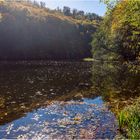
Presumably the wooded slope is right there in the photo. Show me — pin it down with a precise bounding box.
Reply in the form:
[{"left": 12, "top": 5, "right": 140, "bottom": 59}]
[{"left": 0, "top": 1, "right": 100, "bottom": 60}]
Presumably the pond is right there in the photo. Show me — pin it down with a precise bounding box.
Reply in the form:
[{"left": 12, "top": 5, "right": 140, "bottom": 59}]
[{"left": 0, "top": 61, "right": 139, "bottom": 139}]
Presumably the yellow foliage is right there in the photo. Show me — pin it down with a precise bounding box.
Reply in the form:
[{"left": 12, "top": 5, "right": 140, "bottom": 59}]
[{"left": 111, "top": 0, "right": 128, "bottom": 34}]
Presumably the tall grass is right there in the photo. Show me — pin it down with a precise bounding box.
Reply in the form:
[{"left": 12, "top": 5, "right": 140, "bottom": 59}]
[{"left": 118, "top": 99, "right": 140, "bottom": 139}]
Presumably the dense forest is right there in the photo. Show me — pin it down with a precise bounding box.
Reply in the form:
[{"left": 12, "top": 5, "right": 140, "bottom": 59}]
[
  {"left": 0, "top": 0, "right": 101, "bottom": 60},
  {"left": 92, "top": 0, "right": 140, "bottom": 62},
  {"left": 92, "top": 0, "right": 140, "bottom": 138}
]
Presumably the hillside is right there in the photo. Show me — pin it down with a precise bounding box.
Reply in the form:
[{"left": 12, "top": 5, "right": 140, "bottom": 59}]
[{"left": 0, "top": 1, "right": 101, "bottom": 60}]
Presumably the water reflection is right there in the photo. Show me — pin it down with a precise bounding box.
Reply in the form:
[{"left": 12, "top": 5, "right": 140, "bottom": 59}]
[
  {"left": 0, "top": 97, "right": 117, "bottom": 139},
  {"left": 0, "top": 61, "right": 118, "bottom": 139},
  {"left": 0, "top": 61, "right": 93, "bottom": 125},
  {"left": 92, "top": 62, "right": 140, "bottom": 113}
]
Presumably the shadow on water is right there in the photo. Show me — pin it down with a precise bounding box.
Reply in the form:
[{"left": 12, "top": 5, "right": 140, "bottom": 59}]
[
  {"left": 1, "top": 61, "right": 138, "bottom": 138},
  {"left": 91, "top": 61, "right": 140, "bottom": 113},
  {"left": 0, "top": 61, "right": 94, "bottom": 124}
]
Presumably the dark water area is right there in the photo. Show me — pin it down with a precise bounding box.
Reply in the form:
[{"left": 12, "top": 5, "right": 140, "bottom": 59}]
[{"left": 0, "top": 61, "right": 139, "bottom": 139}]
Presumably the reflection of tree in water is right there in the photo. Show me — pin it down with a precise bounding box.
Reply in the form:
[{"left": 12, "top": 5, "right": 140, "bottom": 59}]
[
  {"left": 91, "top": 62, "right": 140, "bottom": 112},
  {"left": 0, "top": 61, "right": 95, "bottom": 125},
  {"left": 1, "top": 61, "right": 139, "bottom": 127}
]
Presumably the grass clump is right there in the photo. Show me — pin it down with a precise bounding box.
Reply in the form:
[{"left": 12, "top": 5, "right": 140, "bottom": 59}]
[{"left": 118, "top": 98, "right": 140, "bottom": 139}]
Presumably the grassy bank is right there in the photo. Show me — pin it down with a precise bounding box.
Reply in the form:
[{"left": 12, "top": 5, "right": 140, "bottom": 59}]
[{"left": 118, "top": 97, "right": 140, "bottom": 139}]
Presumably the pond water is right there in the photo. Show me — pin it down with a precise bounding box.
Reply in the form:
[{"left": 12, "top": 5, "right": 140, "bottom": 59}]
[{"left": 1, "top": 61, "right": 139, "bottom": 139}]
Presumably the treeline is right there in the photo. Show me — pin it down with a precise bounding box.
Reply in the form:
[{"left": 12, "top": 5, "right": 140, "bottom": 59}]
[
  {"left": 5, "top": 0, "right": 102, "bottom": 22},
  {"left": 92, "top": 0, "right": 140, "bottom": 62},
  {"left": 11, "top": 0, "right": 102, "bottom": 21},
  {"left": 56, "top": 6, "right": 102, "bottom": 22},
  {"left": 0, "top": 1, "right": 100, "bottom": 60}
]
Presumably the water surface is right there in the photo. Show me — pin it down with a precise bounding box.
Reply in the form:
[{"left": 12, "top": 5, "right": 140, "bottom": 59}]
[{"left": 0, "top": 61, "right": 123, "bottom": 139}]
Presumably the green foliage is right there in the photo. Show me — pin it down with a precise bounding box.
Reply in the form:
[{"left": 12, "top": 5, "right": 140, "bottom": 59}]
[
  {"left": 118, "top": 111, "right": 126, "bottom": 130},
  {"left": 118, "top": 99, "right": 140, "bottom": 139},
  {"left": 92, "top": 0, "right": 140, "bottom": 62},
  {"left": 100, "top": 0, "right": 119, "bottom": 10}
]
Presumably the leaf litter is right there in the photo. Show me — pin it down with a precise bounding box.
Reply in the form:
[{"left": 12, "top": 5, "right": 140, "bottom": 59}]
[{"left": 0, "top": 97, "right": 118, "bottom": 139}]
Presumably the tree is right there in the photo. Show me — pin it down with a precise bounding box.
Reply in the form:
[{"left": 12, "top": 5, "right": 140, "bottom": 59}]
[
  {"left": 63, "top": 6, "right": 71, "bottom": 16},
  {"left": 92, "top": 0, "right": 140, "bottom": 62},
  {"left": 72, "top": 9, "right": 77, "bottom": 18},
  {"left": 56, "top": 7, "right": 62, "bottom": 13},
  {"left": 33, "top": 0, "right": 40, "bottom": 7},
  {"left": 40, "top": 1, "right": 46, "bottom": 8}
]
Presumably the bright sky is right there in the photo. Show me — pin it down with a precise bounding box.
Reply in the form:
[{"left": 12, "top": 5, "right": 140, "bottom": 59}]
[{"left": 36, "top": 0, "right": 107, "bottom": 16}]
